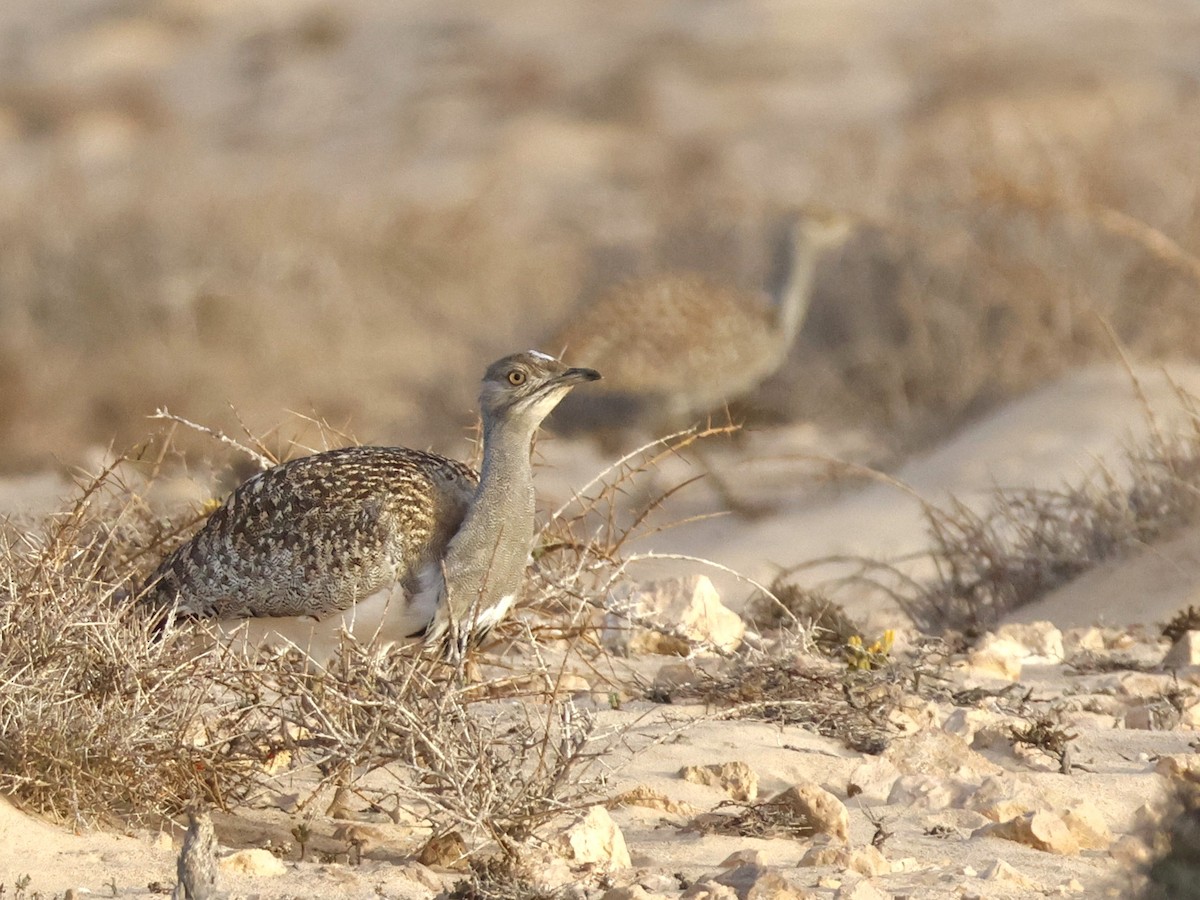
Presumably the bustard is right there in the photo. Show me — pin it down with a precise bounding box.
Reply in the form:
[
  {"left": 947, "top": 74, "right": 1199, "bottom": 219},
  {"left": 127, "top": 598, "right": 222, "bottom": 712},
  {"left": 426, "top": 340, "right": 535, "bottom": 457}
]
[
  {"left": 141, "top": 351, "right": 600, "bottom": 661},
  {"left": 548, "top": 209, "right": 854, "bottom": 437}
]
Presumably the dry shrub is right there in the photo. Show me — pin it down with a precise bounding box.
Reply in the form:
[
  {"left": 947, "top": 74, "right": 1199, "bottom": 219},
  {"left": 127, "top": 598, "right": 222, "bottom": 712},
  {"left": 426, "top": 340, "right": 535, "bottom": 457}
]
[
  {"left": 515, "top": 425, "right": 744, "bottom": 649},
  {"left": 745, "top": 576, "right": 860, "bottom": 654},
  {"left": 248, "top": 641, "right": 604, "bottom": 853},
  {"left": 669, "top": 653, "right": 912, "bottom": 755},
  {"left": 905, "top": 381, "right": 1200, "bottom": 633},
  {"left": 1162, "top": 606, "right": 1200, "bottom": 645},
  {"left": 0, "top": 464, "right": 258, "bottom": 826},
  {"left": 0, "top": 443, "right": 617, "bottom": 841},
  {"left": 690, "top": 797, "right": 819, "bottom": 840}
]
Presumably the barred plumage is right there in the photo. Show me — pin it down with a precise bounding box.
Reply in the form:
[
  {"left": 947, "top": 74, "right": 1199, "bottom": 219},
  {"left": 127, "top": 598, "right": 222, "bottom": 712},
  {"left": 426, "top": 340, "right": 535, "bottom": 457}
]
[
  {"left": 145, "top": 446, "right": 476, "bottom": 622},
  {"left": 173, "top": 809, "right": 217, "bottom": 900},
  {"left": 549, "top": 210, "right": 854, "bottom": 434},
  {"left": 141, "top": 351, "right": 599, "bottom": 660}
]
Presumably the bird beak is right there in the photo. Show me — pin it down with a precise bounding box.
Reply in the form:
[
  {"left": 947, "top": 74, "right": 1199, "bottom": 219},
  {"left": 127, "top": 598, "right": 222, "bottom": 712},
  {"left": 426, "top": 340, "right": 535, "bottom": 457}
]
[{"left": 557, "top": 366, "right": 601, "bottom": 385}]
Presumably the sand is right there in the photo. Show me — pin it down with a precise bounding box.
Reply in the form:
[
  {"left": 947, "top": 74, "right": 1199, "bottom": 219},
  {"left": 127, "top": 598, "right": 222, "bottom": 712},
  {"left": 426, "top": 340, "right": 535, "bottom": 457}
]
[{"left": 2, "top": 361, "right": 1197, "bottom": 898}]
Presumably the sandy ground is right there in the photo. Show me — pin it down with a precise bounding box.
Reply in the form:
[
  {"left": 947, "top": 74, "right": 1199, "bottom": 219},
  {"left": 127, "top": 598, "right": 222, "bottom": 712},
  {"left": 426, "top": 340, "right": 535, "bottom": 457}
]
[{"left": 3, "top": 361, "right": 1199, "bottom": 898}]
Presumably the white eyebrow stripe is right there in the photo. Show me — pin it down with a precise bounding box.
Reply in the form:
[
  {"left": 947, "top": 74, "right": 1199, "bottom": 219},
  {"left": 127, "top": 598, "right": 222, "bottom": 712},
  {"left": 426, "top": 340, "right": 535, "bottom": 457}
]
[{"left": 527, "top": 350, "right": 557, "bottom": 362}]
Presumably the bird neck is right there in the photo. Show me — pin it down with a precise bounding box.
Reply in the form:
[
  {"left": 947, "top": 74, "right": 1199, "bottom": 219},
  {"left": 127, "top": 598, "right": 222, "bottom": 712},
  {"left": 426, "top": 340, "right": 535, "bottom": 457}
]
[
  {"left": 475, "top": 419, "right": 536, "bottom": 522},
  {"left": 771, "top": 230, "right": 824, "bottom": 347},
  {"left": 441, "top": 416, "right": 536, "bottom": 603}
]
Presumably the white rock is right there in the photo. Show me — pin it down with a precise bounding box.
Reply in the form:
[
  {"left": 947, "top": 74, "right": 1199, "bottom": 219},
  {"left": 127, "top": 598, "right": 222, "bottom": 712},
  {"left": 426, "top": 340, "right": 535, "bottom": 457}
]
[
  {"left": 963, "top": 774, "right": 1039, "bottom": 823},
  {"left": 966, "top": 637, "right": 1024, "bottom": 681},
  {"left": 557, "top": 806, "right": 631, "bottom": 869},
  {"left": 1163, "top": 630, "right": 1200, "bottom": 668},
  {"left": 681, "top": 885, "right": 740, "bottom": 900},
  {"left": 846, "top": 758, "right": 900, "bottom": 804},
  {"left": 680, "top": 761, "right": 759, "bottom": 802},
  {"left": 769, "top": 782, "right": 850, "bottom": 842},
  {"left": 980, "top": 859, "right": 1039, "bottom": 889},
  {"left": 884, "top": 729, "right": 1000, "bottom": 779},
  {"left": 886, "top": 774, "right": 976, "bottom": 811},
  {"left": 834, "top": 876, "right": 889, "bottom": 899},
  {"left": 604, "top": 575, "right": 745, "bottom": 655},
  {"left": 974, "top": 810, "right": 1080, "bottom": 855},
  {"left": 799, "top": 845, "right": 888, "bottom": 877},
  {"left": 1063, "top": 626, "right": 1107, "bottom": 654},
  {"left": 711, "top": 864, "right": 810, "bottom": 899},
  {"left": 942, "top": 707, "right": 1002, "bottom": 745},
  {"left": 219, "top": 848, "right": 286, "bottom": 877},
  {"left": 995, "top": 621, "right": 1065, "bottom": 663},
  {"left": 1061, "top": 801, "right": 1112, "bottom": 850}
]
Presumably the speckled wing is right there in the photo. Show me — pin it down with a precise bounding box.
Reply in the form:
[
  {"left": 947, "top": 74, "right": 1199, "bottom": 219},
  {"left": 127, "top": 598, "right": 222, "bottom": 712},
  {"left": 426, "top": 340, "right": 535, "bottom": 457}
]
[{"left": 142, "top": 446, "right": 478, "bottom": 622}]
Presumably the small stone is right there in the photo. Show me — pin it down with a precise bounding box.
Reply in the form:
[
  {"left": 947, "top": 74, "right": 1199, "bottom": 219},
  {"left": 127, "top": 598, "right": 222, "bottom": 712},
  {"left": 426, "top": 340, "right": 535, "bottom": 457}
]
[
  {"left": 994, "top": 621, "right": 1065, "bottom": 663},
  {"left": 603, "top": 575, "right": 745, "bottom": 655},
  {"left": 711, "top": 865, "right": 811, "bottom": 900},
  {"left": 332, "top": 822, "right": 389, "bottom": 855},
  {"left": 606, "top": 784, "right": 696, "bottom": 817},
  {"left": 846, "top": 758, "right": 900, "bottom": 804},
  {"left": 963, "top": 774, "right": 1037, "bottom": 823},
  {"left": 980, "top": 859, "right": 1039, "bottom": 888},
  {"left": 768, "top": 782, "right": 850, "bottom": 842},
  {"left": 1062, "top": 877, "right": 1086, "bottom": 893},
  {"left": 219, "top": 848, "right": 286, "bottom": 877},
  {"left": 719, "top": 849, "right": 767, "bottom": 868},
  {"left": 680, "top": 762, "right": 759, "bottom": 802},
  {"left": 1061, "top": 802, "right": 1112, "bottom": 849},
  {"left": 967, "top": 638, "right": 1024, "bottom": 681},
  {"left": 1163, "top": 630, "right": 1200, "bottom": 668},
  {"left": 556, "top": 805, "right": 631, "bottom": 869},
  {"left": 1156, "top": 754, "right": 1200, "bottom": 779},
  {"left": 890, "top": 857, "right": 920, "bottom": 873},
  {"left": 974, "top": 811, "right": 1079, "bottom": 855},
  {"left": 886, "top": 774, "right": 976, "bottom": 810},
  {"left": 834, "top": 877, "right": 889, "bottom": 900},
  {"left": 602, "top": 887, "right": 658, "bottom": 900},
  {"left": 681, "top": 884, "right": 739, "bottom": 900},
  {"left": 391, "top": 861, "right": 444, "bottom": 891},
  {"left": 799, "top": 845, "right": 888, "bottom": 877},
  {"left": 884, "top": 730, "right": 1000, "bottom": 779},
  {"left": 418, "top": 832, "right": 468, "bottom": 869}
]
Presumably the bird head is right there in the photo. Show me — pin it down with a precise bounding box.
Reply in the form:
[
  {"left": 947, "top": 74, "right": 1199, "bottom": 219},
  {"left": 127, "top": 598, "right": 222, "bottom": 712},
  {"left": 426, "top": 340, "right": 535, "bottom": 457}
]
[{"left": 479, "top": 350, "right": 601, "bottom": 430}]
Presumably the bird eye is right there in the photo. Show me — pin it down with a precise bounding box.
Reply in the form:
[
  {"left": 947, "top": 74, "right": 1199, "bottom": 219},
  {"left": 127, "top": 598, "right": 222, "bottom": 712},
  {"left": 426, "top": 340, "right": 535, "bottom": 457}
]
[{"left": 507, "top": 369, "right": 526, "bottom": 386}]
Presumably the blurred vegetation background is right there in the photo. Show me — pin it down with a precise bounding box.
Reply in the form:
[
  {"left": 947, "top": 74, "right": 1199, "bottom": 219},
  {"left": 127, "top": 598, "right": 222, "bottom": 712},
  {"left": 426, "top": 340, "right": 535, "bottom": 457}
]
[{"left": 1, "top": 0, "right": 1198, "bottom": 473}]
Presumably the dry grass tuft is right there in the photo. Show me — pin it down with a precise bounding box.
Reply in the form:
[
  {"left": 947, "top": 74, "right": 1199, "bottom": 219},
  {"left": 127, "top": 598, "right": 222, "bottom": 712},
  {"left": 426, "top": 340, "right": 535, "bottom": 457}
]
[
  {"left": 0, "top": 437, "right": 617, "bottom": 842},
  {"left": 690, "top": 797, "right": 820, "bottom": 840},
  {"left": 669, "top": 652, "right": 917, "bottom": 755},
  {"left": 745, "top": 576, "right": 860, "bottom": 655},
  {"left": 0, "top": 462, "right": 259, "bottom": 826},
  {"left": 1162, "top": 605, "right": 1200, "bottom": 645},
  {"left": 249, "top": 642, "right": 604, "bottom": 853},
  {"left": 904, "top": 382, "right": 1200, "bottom": 633}
]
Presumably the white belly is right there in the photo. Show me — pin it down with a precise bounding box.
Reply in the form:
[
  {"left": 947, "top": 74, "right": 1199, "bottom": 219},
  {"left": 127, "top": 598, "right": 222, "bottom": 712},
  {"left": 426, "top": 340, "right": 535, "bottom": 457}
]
[{"left": 211, "top": 566, "right": 443, "bottom": 663}]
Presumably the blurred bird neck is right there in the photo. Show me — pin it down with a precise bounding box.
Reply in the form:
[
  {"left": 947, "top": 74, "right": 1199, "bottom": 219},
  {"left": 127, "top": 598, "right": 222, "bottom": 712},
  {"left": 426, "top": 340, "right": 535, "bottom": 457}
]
[{"left": 773, "top": 233, "right": 824, "bottom": 348}]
